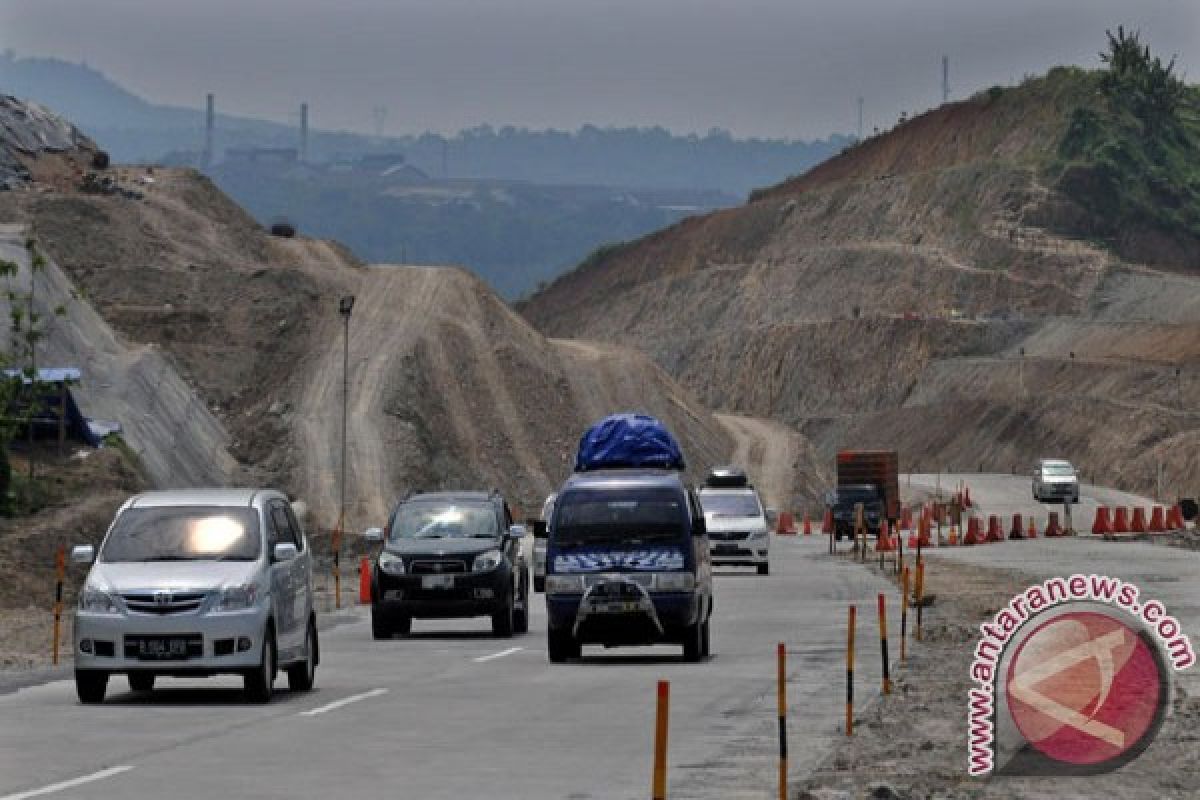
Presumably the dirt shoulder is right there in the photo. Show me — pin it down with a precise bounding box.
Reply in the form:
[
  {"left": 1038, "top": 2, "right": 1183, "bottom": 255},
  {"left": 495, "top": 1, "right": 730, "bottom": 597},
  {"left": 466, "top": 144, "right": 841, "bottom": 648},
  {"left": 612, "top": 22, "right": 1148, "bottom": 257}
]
[{"left": 799, "top": 556, "right": 1200, "bottom": 799}]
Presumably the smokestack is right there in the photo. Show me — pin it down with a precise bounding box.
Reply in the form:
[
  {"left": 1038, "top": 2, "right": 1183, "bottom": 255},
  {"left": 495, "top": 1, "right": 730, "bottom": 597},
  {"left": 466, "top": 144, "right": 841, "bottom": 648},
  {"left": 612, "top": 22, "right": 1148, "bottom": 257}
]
[
  {"left": 299, "top": 102, "right": 309, "bottom": 163},
  {"left": 204, "top": 93, "right": 215, "bottom": 167}
]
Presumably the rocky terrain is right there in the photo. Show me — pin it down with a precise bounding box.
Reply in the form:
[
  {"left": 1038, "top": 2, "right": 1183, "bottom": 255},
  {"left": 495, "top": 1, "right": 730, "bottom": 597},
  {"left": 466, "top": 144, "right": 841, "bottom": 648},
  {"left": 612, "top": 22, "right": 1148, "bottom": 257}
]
[{"left": 523, "top": 66, "right": 1200, "bottom": 502}]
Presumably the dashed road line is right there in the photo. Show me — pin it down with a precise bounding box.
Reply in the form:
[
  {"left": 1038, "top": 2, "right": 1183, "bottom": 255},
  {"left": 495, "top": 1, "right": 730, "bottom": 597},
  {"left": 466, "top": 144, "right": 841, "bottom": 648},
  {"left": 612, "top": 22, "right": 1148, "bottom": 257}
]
[
  {"left": 299, "top": 688, "right": 388, "bottom": 717},
  {"left": 0, "top": 766, "right": 134, "bottom": 800},
  {"left": 474, "top": 647, "right": 523, "bottom": 663}
]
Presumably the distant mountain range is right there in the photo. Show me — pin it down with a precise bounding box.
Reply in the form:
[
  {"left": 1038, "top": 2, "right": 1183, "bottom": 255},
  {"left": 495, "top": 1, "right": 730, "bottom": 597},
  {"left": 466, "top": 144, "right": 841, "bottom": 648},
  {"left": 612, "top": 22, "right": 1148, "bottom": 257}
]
[{"left": 0, "top": 52, "right": 850, "bottom": 195}]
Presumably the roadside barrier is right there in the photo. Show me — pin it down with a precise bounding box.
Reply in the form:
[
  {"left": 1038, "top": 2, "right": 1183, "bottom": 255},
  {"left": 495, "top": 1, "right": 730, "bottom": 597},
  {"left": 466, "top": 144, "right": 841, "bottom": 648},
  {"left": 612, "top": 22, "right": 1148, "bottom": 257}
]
[
  {"left": 776, "top": 643, "right": 788, "bottom": 800},
  {"left": 1092, "top": 506, "right": 1113, "bottom": 535},
  {"left": 900, "top": 566, "right": 910, "bottom": 663},
  {"left": 846, "top": 605, "right": 856, "bottom": 736},
  {"left": 1044, "top": 512, "right": 1063, "bottom": 537},
  {"left": 1113, "top": 507, "right": 1131, "bottom": 534},
  {"left": 51, "top": 545, "right": 65, "bottom": 666},
  {"left": 652, "top": 680, "right": 670, "bottom": 800},
  {"left": 1149, "top": 506, "right": 1166, "bottom": 533},
  {"left": 1130, "top": 507, "right": 1148, "bottom": 534},
  {"left": 802, "top": 512, "right": 813, "bottom": 536},
  {"left": 1008, "top": 513, "right": 1024, "bottom": 540},
  {"left": 877, "top": 594, "right": 891, "bottom": 695},
  {"left": 776, "top": 511, "right": 797, "bottom": 536},
  {"left": 358, "top": 557, "right": 371, "bottom": 604},
  {"left": 985, "top": 515, "right": 1003, "bottom": 543}
]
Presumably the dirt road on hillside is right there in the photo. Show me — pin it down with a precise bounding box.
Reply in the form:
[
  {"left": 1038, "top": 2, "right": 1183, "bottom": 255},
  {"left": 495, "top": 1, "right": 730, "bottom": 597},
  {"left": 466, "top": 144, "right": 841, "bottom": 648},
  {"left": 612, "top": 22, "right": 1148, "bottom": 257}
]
[{"left": 715, "top": 412, "right": 824, "bottom": 510}]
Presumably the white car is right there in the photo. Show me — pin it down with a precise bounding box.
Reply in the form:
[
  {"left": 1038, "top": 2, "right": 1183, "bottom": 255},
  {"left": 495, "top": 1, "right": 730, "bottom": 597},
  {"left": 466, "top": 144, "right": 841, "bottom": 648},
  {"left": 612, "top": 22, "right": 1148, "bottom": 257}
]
[
  {"left": 1032, "top": 459, "right": 1080, "bottom": 504},
  {"left": 698, "top": 470, "right": 771, "bottom": 575},
  {"left": 72, "top": 489, "right": 318, "bottom": 704}
]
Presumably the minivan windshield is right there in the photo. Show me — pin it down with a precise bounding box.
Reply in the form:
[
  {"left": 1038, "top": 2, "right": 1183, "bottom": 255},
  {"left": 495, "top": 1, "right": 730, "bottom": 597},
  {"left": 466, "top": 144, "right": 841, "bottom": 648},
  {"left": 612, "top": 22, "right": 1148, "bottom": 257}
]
[
  {"left": 390, "top": 502, "right": 499, "bottom": 540},
  {"left": 699, "top": 491, "right": 761, "bottom": 518},
  {"left": 834, "top": 486, "right": 882, "bottom": 504},
  {"left": 101, "top": 506, "right": 261, "bottom": 562},
  {"left": 1042, "top": 465, "right": 1075, "bottom": 477},
  {"left": 553, "top": 487, "right": 686, "bottom": 547}
]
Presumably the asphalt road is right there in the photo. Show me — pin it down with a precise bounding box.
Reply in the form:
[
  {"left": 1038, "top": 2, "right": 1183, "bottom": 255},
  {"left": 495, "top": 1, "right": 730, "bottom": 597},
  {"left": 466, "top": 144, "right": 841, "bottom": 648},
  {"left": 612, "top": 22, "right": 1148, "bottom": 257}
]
[{"left": 0, "top": 537, "right": 895, "bottom": 800}]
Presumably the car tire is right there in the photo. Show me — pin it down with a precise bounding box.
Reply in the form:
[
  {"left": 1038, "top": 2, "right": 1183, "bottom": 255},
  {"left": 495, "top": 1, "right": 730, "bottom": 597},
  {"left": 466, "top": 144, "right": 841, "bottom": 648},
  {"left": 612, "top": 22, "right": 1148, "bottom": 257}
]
[
  {"left": 548, "top": 629, "right": 579, "bottom": 663},
  {"left": 287, "top": 620, "right": 317, "bottom": 692},
  {"left": 757, "top": 563, "right": 769, "bottom": 576},
  {"left": 75, "top": 670, "right": 107, "bottom": 704},
  {"left": 682, "top": 618, "right": 705, "bottom": 663},
  {"left": 244, "top": 626, "right": 276, "bottom": 704},
  {"left": 534, "top": 576, "right": 545, "bottom": 594},
  {"left": 371, "top": 606, "right": 392, "bottom": 640},
  {"left": 492, "top": 592, "right": 515, "bottom": 638},
  {"left": 128, "top": 672, "right": 155, "bottom": 692}
]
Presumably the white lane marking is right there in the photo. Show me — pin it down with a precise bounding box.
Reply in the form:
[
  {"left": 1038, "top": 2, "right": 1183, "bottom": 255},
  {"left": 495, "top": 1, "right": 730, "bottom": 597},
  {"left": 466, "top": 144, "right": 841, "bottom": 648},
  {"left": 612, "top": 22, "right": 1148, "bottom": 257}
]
[
  {"left": 299, "top": 688, "right": 388, "bottom": 717},
  {"left": 474, "top": 647, "right": 523, "bottom": 663},
  {"left": 1, "top": 766, "right": 134, "bottom": 800}
]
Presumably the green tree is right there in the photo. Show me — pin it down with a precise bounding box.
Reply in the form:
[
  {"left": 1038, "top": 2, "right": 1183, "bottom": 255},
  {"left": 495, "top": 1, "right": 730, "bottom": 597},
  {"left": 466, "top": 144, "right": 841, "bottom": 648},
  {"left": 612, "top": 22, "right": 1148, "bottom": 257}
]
[{"left": 1099, "top": 26, "right": 1186, "bottom": 120}]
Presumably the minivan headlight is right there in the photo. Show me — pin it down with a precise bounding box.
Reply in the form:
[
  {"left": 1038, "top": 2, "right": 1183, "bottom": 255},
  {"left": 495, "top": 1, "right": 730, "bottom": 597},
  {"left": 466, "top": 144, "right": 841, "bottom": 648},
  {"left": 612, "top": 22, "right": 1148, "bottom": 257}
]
[
  {"left": 473, "top": 549, "right": 504, "bottom": 572},
  {"left": 545, "top": 574, "right": 585, "bottom": 594},
  {"left": 652, "top": 572, "right": 695, "bottom": 592},
  {"left": 219, "top": 583, "right": 259, "bottom": 611},
  {"left": 79, "top": 588, "right": 119, "bottom": 614},
  {"left": 378, "top": 551, "right": 406, "bottom": 576}
]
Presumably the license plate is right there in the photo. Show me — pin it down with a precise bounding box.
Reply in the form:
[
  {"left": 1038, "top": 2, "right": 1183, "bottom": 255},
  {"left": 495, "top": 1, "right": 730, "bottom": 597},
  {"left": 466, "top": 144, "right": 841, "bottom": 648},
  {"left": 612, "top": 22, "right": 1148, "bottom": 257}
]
[
  {"left": 421, "top": 575, "right": 455, "bottom": 590},
  {"left": 137, "top": 637, "right": 189, "bottom": 660},
  {"left": 600, "top": 602, "right": 639, "bottom": 613},
  {"left": 714, "top": 544, "right": 739, "bottom": 554}
]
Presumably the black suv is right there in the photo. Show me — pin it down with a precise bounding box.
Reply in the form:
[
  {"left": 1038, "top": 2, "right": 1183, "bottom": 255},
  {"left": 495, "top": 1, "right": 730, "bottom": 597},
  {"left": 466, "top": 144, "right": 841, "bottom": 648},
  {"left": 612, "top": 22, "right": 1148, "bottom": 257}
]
[{"left": 366, "top": 491, "right": 530, "bottom": 638}]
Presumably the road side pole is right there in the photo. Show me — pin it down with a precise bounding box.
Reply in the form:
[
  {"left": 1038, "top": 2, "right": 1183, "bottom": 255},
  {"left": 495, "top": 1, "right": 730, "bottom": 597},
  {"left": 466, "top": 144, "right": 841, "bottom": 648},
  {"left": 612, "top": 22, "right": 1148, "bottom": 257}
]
[
  {"left": 878, "top": 593, "right": 891, "bottom": 695},
  {"left": 846, "top": 605, "right": 856, "bottom": 736},
  {"left": 900, "top": 565, "right": 910, "bottom": 664},
  {"left": 652, "top": 680, "right": 670, "bottom": 800},
  {"left": 51, "top": 545, "right": 65, "bottom": 665},
  {"left": 915, "top": 560, "right": 926, "bottom": 642},
  {"left": 777, "top": 643, "right": 788, "bottom": 800}
]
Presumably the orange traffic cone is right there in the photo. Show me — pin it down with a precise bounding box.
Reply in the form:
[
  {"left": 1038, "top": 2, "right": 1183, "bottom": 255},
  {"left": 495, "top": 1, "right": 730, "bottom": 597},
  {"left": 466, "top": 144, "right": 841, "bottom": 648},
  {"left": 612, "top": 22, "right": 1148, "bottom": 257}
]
[
  {"left": 876, "top": 520, "right": 893, "bottom": 552},
  {"left": 822, "top": 508, "right": 834, "bottom": 535},
  {"left": 1112, "top": 507, "right": 1131, "bottom": 534},
  {"left": 802, "top": 512, "right": 813, "bottom": 536},
  {"left": 359, "top": 557, "right": 371, "bottom": 604},
  {"left": 1092, "top": 506, "right": 1112, "bottom": 535},
  {"left": 948, "top": 525, "right": 959, "bottom": 546},
  {"left": 1149, "top": 507, "right": 1166, "bottom": 533},
  {"left": 985, "top": 515, "right": 1003, "bottom": 543},
  {"left": 1009, "top": 513, "right": 1025, "bottom": 540},
  {"left": 1026, "top": 517, "right": 1037, "bottom": 539},
  {"left": 1044, "top": 512, "right": 1063, "bottom": 537},
  {"left": 1130, "top": 507, "right": 1148, "bottom": 534},
  {"left": 776, "top": 511, "right": 797, "bottom": 535},
  {"left": 963, "top": 517, "right": 981, "bottom": 545}
]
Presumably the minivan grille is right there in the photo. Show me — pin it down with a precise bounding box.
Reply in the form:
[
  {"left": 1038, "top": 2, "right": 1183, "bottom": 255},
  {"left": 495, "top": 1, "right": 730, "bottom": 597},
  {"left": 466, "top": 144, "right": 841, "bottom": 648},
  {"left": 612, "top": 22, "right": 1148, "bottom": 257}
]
[{"left": 121, "top": 592, "right": 207, "bottom": 615}]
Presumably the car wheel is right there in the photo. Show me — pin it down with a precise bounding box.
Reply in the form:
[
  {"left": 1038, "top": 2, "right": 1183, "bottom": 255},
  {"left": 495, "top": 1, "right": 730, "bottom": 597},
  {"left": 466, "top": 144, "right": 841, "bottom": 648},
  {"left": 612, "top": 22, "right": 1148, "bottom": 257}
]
[
  {"left": 75, "top": 670, "right": 107, "bottom": 704},
  {"left": 287, "top": 620, "right": 317, "bottom": 692},
  {"left": 682, "top": 619, "right": 704, "bottom": 663},
  {"left": 244, "top": 626, "right": 276, "bottom": 703},
  {"left": 548, "top": 629, "right": 579, "bottom": 663},
  {"left": 757, "top": 563, "right": 769, "bottom": 576},
  {"left": 534, "top": 575, "right": 545, "bottom": 594},
  {"left": 371, "top": 605, "right": 392, "bottom": 640},
  {"left": 128, "top": 672, "right": 155, "bottom": 692},
  {"left": 492, "top": 592, "right": 515, "bottom": 638}
]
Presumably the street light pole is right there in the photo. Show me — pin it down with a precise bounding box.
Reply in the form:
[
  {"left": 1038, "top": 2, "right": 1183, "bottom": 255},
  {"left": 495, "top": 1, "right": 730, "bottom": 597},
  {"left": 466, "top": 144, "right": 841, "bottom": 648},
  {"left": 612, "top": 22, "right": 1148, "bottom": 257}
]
[{"left": 336, "top": 294, "right": 356, "bottom": 609}]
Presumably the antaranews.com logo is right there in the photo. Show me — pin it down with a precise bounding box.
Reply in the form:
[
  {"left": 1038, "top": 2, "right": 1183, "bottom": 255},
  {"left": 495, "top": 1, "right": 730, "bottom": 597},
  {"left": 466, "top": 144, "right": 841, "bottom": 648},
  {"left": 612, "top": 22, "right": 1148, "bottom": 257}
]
[{"left": 968, "top": 574, "right": 1195, "bottom": 777}]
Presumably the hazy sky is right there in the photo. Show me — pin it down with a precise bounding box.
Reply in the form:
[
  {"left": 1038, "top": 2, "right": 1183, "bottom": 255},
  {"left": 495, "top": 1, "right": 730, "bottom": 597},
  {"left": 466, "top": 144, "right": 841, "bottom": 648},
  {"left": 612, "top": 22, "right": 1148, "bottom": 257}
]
[{"left": 3, "top": 0, "right": 1196, "bottom": 139}]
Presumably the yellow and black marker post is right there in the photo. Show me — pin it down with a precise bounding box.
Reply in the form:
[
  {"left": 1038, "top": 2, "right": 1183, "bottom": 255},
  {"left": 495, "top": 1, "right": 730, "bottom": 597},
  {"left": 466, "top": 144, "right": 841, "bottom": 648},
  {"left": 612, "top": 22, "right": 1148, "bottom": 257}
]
[
  {"left": 332, "top": 524, "right": 343, "bottom": 610},
  {"left": 52, "top": 545, "right": 66, "bottom": 666},
  {"left": 777, "top": 642, "right": 788, "bottom": 800},
  {"left": 846, "top": 605, "right": 856, "bottom": 736},
  {"left": 653, "top": 680, "right": 670, "bottom": 800},
  {"left": 877, "top": 593, "right": 891, "bottom": 695},
  {"left": 915, "top": 559, "right": 926, "bottom": 642},
  {"left": 900, "top": 565, "right": 910, "bottom": 664}
]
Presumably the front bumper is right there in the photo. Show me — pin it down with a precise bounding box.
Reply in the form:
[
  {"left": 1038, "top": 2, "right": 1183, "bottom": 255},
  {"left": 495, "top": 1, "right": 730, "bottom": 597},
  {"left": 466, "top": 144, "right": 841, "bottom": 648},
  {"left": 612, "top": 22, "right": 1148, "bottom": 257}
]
[
  {"left": 709, "top": 537, "right": 768, "bottom": 566},
  {"left": 74, "top": 606, "right": 267, "bottom": 673},
  {"left": 375, "top": 568, "right": 508, "bottom": 619},
  {"left": 1037, "top": 483, "right": 1079, "bottom": 499},
  {"left": 547, "top": 584, "right": 701, "bottom": 645}
]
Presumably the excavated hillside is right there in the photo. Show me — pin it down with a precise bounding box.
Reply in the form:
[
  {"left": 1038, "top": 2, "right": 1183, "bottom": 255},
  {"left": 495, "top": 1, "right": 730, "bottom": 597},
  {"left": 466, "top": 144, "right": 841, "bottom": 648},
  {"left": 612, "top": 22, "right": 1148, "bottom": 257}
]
[{"left": 524, "top": 67, "right": 1200, "bottom": 500}]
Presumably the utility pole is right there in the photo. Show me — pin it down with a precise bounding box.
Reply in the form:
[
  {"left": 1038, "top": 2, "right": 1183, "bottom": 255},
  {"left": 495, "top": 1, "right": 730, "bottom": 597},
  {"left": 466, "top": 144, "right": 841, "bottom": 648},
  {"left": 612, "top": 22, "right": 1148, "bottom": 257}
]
[
  {"left": 857, "top": 97, "right": 864, "bottom": 141},
  {"left": 942, "top": 56, "right": 950, "bottom": 104},
  {"left": 336, "top": 295, "right": 356, "bottom": 609},
  {"left": 299, "top": 103, "right": 309, "bottom": 164},
  {"left": 204, "top": 93, "right": 215, "bottom": 167}
]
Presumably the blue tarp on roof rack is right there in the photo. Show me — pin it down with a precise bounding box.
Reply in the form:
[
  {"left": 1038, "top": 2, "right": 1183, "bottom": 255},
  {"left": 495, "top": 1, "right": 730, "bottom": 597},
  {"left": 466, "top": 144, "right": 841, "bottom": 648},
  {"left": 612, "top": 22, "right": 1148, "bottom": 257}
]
[{"left": 574, "top": 413, "right": 686, "bottom": 472}]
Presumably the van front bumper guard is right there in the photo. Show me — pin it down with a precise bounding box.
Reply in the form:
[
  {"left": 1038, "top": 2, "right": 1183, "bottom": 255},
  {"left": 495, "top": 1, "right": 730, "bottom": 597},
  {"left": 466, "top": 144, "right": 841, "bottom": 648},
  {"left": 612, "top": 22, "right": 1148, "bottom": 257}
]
[{"left": 573, "top": 576, "right": 663, "bottom": 638}]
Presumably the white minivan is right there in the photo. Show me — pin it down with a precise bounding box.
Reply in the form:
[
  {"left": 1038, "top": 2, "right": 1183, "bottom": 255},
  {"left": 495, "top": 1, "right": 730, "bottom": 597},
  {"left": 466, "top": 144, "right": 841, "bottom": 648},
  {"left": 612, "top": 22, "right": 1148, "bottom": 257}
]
[{"left": 72, "top": 489, "right": 318, "bottom": 704}]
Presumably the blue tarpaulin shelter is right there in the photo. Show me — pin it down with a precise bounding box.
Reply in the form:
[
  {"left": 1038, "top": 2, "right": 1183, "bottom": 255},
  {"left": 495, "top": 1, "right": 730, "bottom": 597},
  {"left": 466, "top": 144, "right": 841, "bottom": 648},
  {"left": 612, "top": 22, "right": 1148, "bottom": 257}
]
[
  {"left": 3, "top": 368, "right": 118, "bottom": 447},
  {"left": 574, "top": 413, "right": 686, "bottom": 472}
]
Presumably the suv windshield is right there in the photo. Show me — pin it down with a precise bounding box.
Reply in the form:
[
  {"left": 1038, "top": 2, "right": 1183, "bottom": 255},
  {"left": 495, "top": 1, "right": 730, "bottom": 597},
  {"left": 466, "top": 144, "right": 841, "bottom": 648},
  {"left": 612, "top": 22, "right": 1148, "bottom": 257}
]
[
  {"left": 835, "top": 487, "right": 881, "bottom": 504},
  {"left": 390, "top": 502, "right": 499, "bottom": 540},
  {"left": 101, "top": 506, "right": 261, "bottom": 562},
  {"left": 553, "top": 487, "right": 686, "bottom": 547},
  {"left": 699, "top": 491, "right": 761, "bottom": 518}
]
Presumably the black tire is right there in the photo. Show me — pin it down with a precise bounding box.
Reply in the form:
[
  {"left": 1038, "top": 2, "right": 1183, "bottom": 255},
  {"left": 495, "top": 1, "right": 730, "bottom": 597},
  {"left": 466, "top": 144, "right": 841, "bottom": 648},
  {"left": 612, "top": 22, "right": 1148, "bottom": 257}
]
[
  {"left": 244, "top": 626, "right": 276, "bottom": 703},
  {"left": 128, "top": 672, "right": 155, "bottom": 692},
  {"left": 757, "top": 563, "right": 769, "bottom": 576},
  {"left": 534, "top": 576, "right": 545, "bottom": 594},
  {"left": 492, "top": 592, "right": 515, "bottom": 638},
  {"left": 682, "top": 618, "right": 705, "bottom": 662},
  {"left": 371, "top": 606, "right": 392, "bottom": 640},
  {"left": 75, "top": 670, "right": 108, "bottom": 704},
  {"left": 548, "top": 629, "right": 579, "bottom": 663},
  {"left": 287, "top": 620, "right": 317, "bottom": 692}
]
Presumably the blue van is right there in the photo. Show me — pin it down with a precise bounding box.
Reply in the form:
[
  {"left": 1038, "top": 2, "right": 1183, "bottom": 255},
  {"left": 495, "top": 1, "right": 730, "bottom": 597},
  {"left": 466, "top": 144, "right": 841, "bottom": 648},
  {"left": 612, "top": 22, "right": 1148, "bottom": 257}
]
[{"left": 543, "top": 415, "right": 713, "bottom": 662}]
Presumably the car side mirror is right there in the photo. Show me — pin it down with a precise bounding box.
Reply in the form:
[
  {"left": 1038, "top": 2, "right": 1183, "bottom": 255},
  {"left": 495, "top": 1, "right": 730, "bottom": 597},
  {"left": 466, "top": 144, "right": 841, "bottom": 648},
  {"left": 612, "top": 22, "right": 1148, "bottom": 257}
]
[
  {"left": 531, "top": 520, "right": 547, "bottom": 539},
  {"left": 507, "top": 524, "right": 528, "bottom": 539},
  {"left": 363, "top": 527, "right": 384, "bottom": 543},
  {"left": 273, "top": 542, "right": 299, "bottom": 562},
  {"left": 71, "top": 544, "right": 95, "bottom": 565}
]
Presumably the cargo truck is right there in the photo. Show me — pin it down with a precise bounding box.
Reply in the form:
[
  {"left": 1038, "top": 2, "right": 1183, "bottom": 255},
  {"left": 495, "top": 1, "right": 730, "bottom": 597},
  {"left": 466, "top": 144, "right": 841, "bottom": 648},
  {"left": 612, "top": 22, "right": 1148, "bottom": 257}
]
[{"left": 828, "top": 450, "right": 899, "bottom": 539}]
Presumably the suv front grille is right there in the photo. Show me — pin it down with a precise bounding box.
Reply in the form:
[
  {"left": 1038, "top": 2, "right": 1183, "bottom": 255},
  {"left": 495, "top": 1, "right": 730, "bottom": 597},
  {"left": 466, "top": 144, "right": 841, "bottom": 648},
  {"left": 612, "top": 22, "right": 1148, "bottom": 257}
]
[
  {"left": 409, "top": 559, "right": 468, "bottom": 575},
  {"left": 121, "top": 592, "right": 207, "bottom": 615},
  {"left": 708, "top": 531, "right": 747, "bottom": 542}
]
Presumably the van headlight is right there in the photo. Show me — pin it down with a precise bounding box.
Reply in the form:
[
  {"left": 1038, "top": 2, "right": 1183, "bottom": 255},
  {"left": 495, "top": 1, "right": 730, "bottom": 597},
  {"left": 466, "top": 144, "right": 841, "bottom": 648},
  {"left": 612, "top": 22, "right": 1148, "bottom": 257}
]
[
  {"left": 473, "top": 549, "right": 504, "bottom": 572},
  {"left": 378, "top": 551, "right": 406, "bottom": 576},
  {"left": 218, "top": 583, "right": 259, "bottom": 611},
  {"left": 652, "top": 572, "right": 695, "bottom": 592},
  {"left": 79, "top": 588, "right": 119, "bottom": 614},
  {"left": 545, "top": 574, "right": 585, "bottom": 594}
]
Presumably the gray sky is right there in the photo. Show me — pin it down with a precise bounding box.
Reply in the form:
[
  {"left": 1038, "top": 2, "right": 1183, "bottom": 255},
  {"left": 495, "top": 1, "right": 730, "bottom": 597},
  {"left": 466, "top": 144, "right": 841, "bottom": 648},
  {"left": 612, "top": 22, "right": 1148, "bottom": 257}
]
[{"left": 3, "top": 0, "right": 1196, "bottom": 139}]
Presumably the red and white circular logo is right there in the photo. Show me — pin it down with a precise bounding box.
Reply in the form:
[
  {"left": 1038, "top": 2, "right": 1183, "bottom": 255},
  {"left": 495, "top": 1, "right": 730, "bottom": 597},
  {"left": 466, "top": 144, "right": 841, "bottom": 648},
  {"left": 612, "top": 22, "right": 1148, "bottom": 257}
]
[{"left": 1005, "top": 611, "right": 1167, "bottom": 769}]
